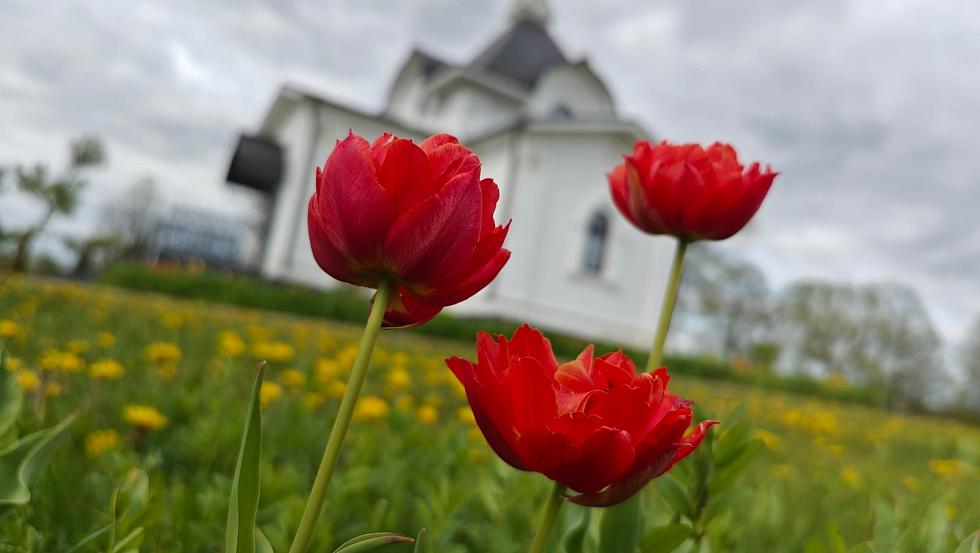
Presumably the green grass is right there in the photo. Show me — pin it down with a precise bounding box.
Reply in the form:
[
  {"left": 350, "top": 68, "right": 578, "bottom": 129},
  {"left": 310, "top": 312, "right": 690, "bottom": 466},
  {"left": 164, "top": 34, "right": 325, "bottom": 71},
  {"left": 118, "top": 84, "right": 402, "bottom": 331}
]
[{"left": 0, "top": 275, "right": 977, "bottom": 552}]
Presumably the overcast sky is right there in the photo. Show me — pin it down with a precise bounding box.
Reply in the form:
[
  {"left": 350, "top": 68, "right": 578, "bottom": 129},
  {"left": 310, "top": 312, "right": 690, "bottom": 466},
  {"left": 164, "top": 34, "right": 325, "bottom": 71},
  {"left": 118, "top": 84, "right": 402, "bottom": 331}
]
[{"left": 2, "top": 0, "right": 979, "bottom": 343}]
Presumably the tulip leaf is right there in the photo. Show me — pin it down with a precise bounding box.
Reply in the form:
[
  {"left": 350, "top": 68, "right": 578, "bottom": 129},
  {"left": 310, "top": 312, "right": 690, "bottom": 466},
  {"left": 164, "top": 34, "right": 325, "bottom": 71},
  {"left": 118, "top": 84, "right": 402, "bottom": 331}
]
[
  {"left": 707, "top": 439, "right": 763, "bottom": 495},
  {"left": 562, "top": 507, "right": 591, "bottom": 553},
  {"left": 955, "top": 532, "right": 980, "bottom": 553},
  {"left": 0, "top": 351, "right": 24, "bottom": 437},
  {"left": 640, "top": 523, "right": 692, "bottom": 553},
  {"left": 225, "top": 363, "right": 266, "bottom": 553},
  {"left": 0, "top": 411, "right": 76, "bottom": 513},
  {"left": 599, "top": 495, "right": 643, "bottom": 553},
  {"left": 110, "top": 527, "right": 144, "bottom": 553},
  {"left": 332, "top": 532, "right": 415, "bottom": 553},
  {"left": 655, "top": 475, "right": 690, "bottom": 518},
  {"left": 255, "top": 528, "right": 275, "bottom": 553}
]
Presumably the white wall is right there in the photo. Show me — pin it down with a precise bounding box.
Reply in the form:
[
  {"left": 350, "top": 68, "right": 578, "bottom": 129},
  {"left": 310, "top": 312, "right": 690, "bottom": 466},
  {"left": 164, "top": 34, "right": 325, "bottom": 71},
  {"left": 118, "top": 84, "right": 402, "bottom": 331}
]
[
  {"left": 465, "top": 129, "right": 676, "bottom": 348},
  {"left": 527, "top": 64, "right": 615, "bottom": 120}
]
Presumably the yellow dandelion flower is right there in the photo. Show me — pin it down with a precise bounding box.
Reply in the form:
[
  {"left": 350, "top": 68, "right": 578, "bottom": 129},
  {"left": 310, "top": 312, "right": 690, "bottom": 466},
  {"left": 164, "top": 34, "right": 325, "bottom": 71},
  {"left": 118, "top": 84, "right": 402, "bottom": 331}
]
[
  {"left": 97, "top": 331, "right": 116, "bottom": 348},
  {"left": 5, "top": 356, "right": 24, "bottom": 372},
  {"left": 216, "top": 330, "right": 246, "bottom": 358},
  {"left": 325, "top": 380, "right": 346, "bottom": 399},
  {"left": 315, "top": 359, "right": 341, "bottom": 383},
  {"left": 45, "top": 382, "right": 62, "bottom": 397},
  {"left": 251, "top": 342, "right": 295, "bottom": 364},
  {"left": 89, "top": 358, "right": 125, "bottom": 380},
  {"left": 281, "top": 368, "right": 306, "bottom": 391},
  {"left": 67, "top": 339, "right": 90, "bottom": 354},
  {"left": 929, "top": 458, "right": 965, "bottom": 480},
  {"left": 840, "top": 466, "right": 861, "bottom": 487},
  {"left": 123, "top": 404, "right": 168, "bottom": 431},
  {"left": 302, "top": 392, "right": 326, "bottom": 411},
  {"left": 144, "top": 342, "right": 182, "bottom": 364},
  {"left": 352, "top": 396, "right": 389, "bottom": 422},
  {"left": 16, "top": 370, "right": 40, "bottom": 391},
  {"left": 85, "top": 429, "right": 120, "bottom": 457},
  {"left": 385, "top": 367, "right": 411, "bottom": 392},
  {"left": 260, "top": 381, "right": 283, "bottom": 407},
  {"left": 416, "top": 405, "right": 438, "bottom": 425},
  {"left": 753, "top": 429, "right": 781, "bottom": 450},
  {"left": 0, "top": 320, "right": 26, "bottom": 340}
]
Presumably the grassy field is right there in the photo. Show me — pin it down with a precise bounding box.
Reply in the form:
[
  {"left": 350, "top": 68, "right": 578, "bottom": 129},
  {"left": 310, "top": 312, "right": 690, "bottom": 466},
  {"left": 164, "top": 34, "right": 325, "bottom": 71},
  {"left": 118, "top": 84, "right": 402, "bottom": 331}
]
[{"left": 0, "top": 275, "right": 977, "bottom": 552}]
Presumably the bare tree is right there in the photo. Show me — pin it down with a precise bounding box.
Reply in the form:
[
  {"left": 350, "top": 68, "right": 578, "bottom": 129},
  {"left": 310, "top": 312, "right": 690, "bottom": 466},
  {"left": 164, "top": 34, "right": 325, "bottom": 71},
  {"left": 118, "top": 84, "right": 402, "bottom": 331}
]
[{"left": 100, "top": 177, "right": 162, "bottom": 261}]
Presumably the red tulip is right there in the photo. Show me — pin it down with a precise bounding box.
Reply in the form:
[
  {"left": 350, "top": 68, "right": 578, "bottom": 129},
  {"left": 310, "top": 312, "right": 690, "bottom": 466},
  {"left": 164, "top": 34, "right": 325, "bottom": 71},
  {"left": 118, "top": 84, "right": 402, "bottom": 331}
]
[
  {"left": 447, "top": 324, "right": 716, "bottom": 507},
  {"left": 308, "top": 131, "right": 511, "bottom": 327},
  {"left": 609, "top": 140, "right": 777, "bottom": 241}
]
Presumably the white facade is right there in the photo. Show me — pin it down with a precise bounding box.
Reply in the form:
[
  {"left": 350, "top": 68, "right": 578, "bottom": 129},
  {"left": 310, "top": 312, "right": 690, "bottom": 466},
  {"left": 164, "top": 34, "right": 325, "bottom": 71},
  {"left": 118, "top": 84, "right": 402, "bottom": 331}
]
[{"left": 246, "top": 9, "right": 676, "bottom": 348}]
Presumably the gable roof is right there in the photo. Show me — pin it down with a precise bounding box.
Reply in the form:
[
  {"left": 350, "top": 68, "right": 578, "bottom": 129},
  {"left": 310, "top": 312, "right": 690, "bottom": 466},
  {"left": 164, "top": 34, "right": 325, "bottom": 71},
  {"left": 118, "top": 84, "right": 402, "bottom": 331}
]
[{"left": 469, "top": 20, "right": 566, "bottom": 89}]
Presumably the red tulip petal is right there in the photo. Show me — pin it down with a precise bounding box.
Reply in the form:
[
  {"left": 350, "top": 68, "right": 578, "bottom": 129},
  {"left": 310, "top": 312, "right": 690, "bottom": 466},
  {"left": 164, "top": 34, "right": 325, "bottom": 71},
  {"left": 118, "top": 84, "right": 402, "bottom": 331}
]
[
  {"left": 663, "top": 420, "right": 719, "bottom": 472},
  {"left": 517, "top": 425, "right": 577, "bottom": 475},
  {"left": 426, "top": 143, "right": 481, "bottom": 191},
  {"left": 503, "top": 355, "right": 558, "bottom": 434},
  {"left": 381, "top": 286, "right": 442, "bottom": 328},
  {"left": 318, "top": 132, "right": 393, "bottom": 260},
  {"left": 413, "top": 246, "right": 511, "bottom": 307},
  {"left": 566, "top": 446, "right": 675, "bottom": 507},
  {"left": 509, "top": 324, "right": 559, "bottom": 374},
  {"left": 550, "top": 426, "right": 636, "bottom": 494},
  {"left": 418, "top": 133, "right": 460, "bottom": 155},
  {"left": 555, "top": 357, "right": 596, "bottom": 393},
  {"left": 383, "top": 169, "right": 482, "bottom": 281},
  {"left": 447, "top": 356, "right": 528, "bottom": 470},
  {"left": 587, "top": 378, "right": 656, "bottom": 438},
  {"left": 307, "top": 196, "right": 374, "bottom": 287},
  {"left": 593, "top": 354, "right": 635, "bottom": 387},
  {"left": 376, "top": 137, "right": 437, "bottom": 213}
]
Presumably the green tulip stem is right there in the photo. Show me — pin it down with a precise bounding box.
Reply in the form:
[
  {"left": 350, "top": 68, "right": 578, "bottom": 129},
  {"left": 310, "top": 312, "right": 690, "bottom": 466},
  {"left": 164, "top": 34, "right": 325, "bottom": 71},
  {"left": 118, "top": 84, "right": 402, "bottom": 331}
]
[
  {"left": 288, "top": 277, "right": 395, "bottom": 553},
  {"left": 528, "top": 482, "right": 567, "bottom": 553},
  {"left": 645, "top": 239, "right": 689, "bottom": 373}
]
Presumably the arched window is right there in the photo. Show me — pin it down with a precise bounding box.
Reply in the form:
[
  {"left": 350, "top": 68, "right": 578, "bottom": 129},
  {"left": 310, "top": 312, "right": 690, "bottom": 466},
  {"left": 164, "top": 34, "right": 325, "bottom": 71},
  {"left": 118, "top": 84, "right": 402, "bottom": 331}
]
[
  {"left": 550, "top": 103, "right": 574, "bottom": 120},
  {"left": 582, "top": 211, "right": 609, "bottom": 275}
]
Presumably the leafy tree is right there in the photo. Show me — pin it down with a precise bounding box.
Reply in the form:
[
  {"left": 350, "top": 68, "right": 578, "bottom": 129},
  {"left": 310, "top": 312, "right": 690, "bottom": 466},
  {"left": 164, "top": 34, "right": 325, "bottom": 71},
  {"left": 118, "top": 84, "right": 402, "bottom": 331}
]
[
  {"left": 774, "top": 281, "right": 945, "bottom": 408},
  {"left": 6, "top": 136, "right": 106, "bottom": 272},
  {"left": 677, "top": 245, "right": 774, "bottom": 363}
]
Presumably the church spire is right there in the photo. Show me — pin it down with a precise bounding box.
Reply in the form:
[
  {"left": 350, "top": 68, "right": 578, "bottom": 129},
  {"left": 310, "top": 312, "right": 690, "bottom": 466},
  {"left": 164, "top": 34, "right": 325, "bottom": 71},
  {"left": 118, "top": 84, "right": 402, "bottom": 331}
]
[{"left": 509, "top": 0, "right": 550, "bottom": 25}]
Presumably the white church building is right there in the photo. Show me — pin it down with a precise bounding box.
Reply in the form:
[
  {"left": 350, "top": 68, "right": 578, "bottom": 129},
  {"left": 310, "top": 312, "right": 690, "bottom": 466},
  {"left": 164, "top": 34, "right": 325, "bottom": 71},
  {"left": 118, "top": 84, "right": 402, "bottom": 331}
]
[{"left": 226, "top": 1, "right": 676, "bottom": 348}]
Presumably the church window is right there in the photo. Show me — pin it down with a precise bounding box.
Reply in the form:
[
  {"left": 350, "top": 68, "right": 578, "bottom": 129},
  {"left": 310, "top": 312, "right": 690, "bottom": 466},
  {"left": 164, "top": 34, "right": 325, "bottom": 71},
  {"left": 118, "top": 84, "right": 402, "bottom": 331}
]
[
  {"left": 582, "top": 211, "right": 609, "bottom": 275},
  {"left": 550, "top": 103, "right": 574, "bottom": 120}
]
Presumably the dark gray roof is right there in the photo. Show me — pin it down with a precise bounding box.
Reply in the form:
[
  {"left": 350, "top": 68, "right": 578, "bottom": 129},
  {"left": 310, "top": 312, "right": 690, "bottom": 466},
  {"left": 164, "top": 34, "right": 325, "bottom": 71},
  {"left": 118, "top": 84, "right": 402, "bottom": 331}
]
[{"left": 470, "top": 20, "right": 566, "bottom": 89}]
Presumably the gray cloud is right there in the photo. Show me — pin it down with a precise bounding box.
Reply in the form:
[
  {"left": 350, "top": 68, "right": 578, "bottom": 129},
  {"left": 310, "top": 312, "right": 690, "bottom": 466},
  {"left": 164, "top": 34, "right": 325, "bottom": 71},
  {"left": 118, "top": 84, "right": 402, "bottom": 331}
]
[{"left": 1, "top": 0, "right": 979, "bottom": 344}]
